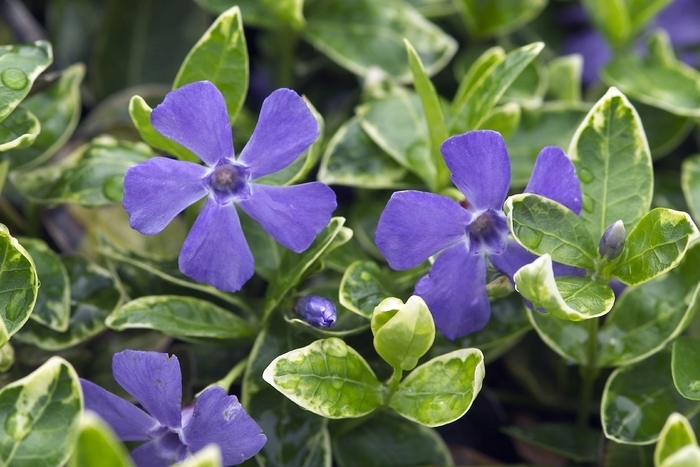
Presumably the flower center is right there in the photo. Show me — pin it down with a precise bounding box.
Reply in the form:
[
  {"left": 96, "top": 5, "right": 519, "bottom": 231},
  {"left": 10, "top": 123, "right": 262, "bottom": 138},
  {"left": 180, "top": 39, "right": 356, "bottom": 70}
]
[
  {"left": 205, "top": 160, "right": 251, "bottom": 204},
  {"left": 466, "top": 209, "right": 509, "bottom": 255}
]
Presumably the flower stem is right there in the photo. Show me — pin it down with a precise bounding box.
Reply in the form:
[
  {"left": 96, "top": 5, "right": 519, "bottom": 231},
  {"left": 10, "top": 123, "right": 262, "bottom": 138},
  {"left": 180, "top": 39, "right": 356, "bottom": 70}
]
[
  {"left": 577, "top": 317, "right": 600, "bottom": 431},
  {"left": 386, "top": 367, "right": 403, "bottom": 403}
]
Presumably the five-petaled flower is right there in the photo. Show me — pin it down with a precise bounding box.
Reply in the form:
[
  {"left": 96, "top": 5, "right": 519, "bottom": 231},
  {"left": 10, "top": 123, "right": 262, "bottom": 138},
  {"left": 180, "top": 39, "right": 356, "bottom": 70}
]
[
  {"left": 80, "top": 350, "right": 266, "bottom": 467},
  {"left": 123, "top": 81, "right": 337, "bottom": 292},
  {"left": 375, "top": 130, "right": 582, "bottom": 339}
]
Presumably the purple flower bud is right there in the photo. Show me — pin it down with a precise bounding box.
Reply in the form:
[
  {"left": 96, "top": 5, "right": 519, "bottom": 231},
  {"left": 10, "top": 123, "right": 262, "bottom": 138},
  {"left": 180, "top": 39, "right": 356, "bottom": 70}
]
[
  {"left": 599, "top": 220, "right": 626, "bottom": 260},
  {"left": 295, "top": 295, "right": 336, "bottom": 327}
]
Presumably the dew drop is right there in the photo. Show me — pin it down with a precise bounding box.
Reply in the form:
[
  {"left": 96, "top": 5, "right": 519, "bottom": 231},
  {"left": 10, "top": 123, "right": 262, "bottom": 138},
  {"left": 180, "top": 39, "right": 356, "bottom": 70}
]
[
  {"left": 582, "top": 195, "right": 595, "bottom": 213},
  {"left": 360, "top": 271, "right": 371, "bottom": 281},
  {"left": 517, "top": 226, "right": 543, "bottom": 249},
  {"left": 578, "top": 168, "right": 594, "bottom": 183},
  {"left": 102, "top": 174, "right": 124, "bottom": 202},
  {"left": 1, "top": 68, "right": 28, "bottom": 91}
]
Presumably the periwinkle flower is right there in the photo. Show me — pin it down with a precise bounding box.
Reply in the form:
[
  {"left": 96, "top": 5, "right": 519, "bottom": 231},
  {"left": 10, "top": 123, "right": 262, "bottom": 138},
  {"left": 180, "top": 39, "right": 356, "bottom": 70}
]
[
  {"left": 375, "top": 130, "right": 581, "bottom": 339},
  {"left": 294, "top": 295, "right": 337, "bottom": 327},
  {"left": 80, "top": 350, "right": 266, "bottom": 467},
  {"left": 123, "top": 81, "right": 337, "bottom": 292}
]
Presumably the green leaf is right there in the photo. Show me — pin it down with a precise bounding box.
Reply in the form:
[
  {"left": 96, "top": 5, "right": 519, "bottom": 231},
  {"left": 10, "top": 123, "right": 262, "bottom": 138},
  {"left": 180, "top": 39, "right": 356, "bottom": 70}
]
[
  {"left": 173, "top": 445, "right": 221, "bottom": 467},
  {"left": 339, "top": 260, "right": 393, "bottom": 319},
  {"left": 567, "top": 87, "right": 653, "bottom": 240},
  {"left": 0, "top": 342, "right": 13, "bottom": 373},
  {"left": 661, "top": 446, "right": 700, "bottom": 467},
  {"left": 263, "top": 337, "right": 385, "bottom": 418},
  {"left": 0, "top": 356, "right": 82, "bottom": 467},
  {"left": 451, "top": 42, "right": 543, "bottom": 133},
  {"left": 174, "top": 6, "right": 248, "bottom": 123},
  {"left": 502, "top": 61, "right": 547, "bottom": 107},
  {"left": 454, "top": 0, "right": 547, "bottom": 37},
  {"left": 681, "top": 154, "right": 700, "bottom": 221},
  {"left": 601, "top": 351, "right": 700, "bottom": 445},
  {"left": 13, "top": 255, "right": 120, "bottom": 351},
  {"left": 502, "top": 424, "right": 600, "bottom": 462},
  {"left": 357, "top": 89, "right": 435, "bottom": 187},
  {"left": 598, "top": 242, "right": 700, "bottom": 367},
  {"left": 672, "top": 337, "right": 700, "bottom": 400},
  {"left": 655, "top": 413, "right": 697, "bottom": 467},
  {"left": 0, "top": 107, "right": 39, "bottom": 151},
  {"left": 581, "top": 0, "right": 631, "bottom": 48},
  {"left": 318, "top": 117, "right": 422, "bottom": 189},
  {"left": 505, "top": 193, "right": 598, "bottom": 269},
  {"left": 68, "top": 412, "right": 133, "bottom": 467},
  {"left": 107, "top": 295, "right": 253, "bottom": 340},
  {"left": 20, "top": 238, "right": 70, "bottom": 332},
  {"left": 371, "top": 296, "right": 435, "bottom": 371},
  {"left": 193, "top": 0, "right": 304, "bottom": 29},
  {"left": 514, "top": 255, "right": 614, "bottom": 321},
  {"left": 332, "top": 412, "right": 452, "bottom": 467},
  {"left": 480, "top": 102, "right": 521, "bottom": 139},
  {"left": 128, "top": 95, "right": 198, "bottom": 162},
  {"left": 612, "top": 208, "right": 699, "bottom": 286},
  {"left": 389, "top": 348, "right": 484, "bottom": 427},
  {"left": 527, "top": 307, "right": 590, "bottom": 364},
  {"left": 0, "top": 41, "right": 52, "bottom": 124},
  {"left": 304, "top": 0, "right": 456, "bottom": 80},
  {"left": 625, "top": 0, "right": 674, "bottom": 33},
  {"left": 451, "top": 46, "right": 504, "bottom": 111},
  {"left": 4, "top": 63, "right": 84, "bottom": 169},
  {"left": 547, "top": 55, "right": 583, "bottom": 102},
  {"left": 10, "top": 136, "right": 152, "bottom": 206},
  {"left": 637, "top": 102, "right": 692, "bottom": 159}
]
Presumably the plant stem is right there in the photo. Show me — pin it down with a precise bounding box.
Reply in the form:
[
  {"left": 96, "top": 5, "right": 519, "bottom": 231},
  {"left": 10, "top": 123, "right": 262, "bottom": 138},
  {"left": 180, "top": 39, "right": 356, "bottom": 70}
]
[
  {"left": 577, "top": 317, "right": 600, "bottom": 431},
  {"left": 386, "top": 367, "right": 403, "bottom": 402}
]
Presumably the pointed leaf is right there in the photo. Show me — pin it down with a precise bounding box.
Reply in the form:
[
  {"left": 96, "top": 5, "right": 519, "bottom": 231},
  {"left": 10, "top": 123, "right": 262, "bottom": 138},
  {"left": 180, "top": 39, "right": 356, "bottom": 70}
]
[
  {"left": 0, "top": 41, "right": 52, "bottom": 124},
  {"left": 581, "top": 0, "right": 631, "bottom": 48},
  {"left": 681, "top": 154, "right": 700, "bottom": 221},
  {"left": 661, "top": 446, "right": 700, "bottom": 467},
  {"left": 655, "top": 413, "right": 697, "bottom": 467},
  {"left": 68, "top": 412, "right": 134, "bottom": 467},
  {"left": 0, "top": 107, "right": 39, "bottom": 151},
  {"left": 339, "top": 260, "right": 393, "bottom": 319}
]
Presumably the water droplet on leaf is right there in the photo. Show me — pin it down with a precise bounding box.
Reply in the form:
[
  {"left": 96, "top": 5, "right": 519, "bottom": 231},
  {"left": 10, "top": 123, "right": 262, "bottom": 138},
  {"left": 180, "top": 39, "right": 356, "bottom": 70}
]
[
  {"left": 1, "top": 68, "right": 28, "bottom": 91},
  {"left": 578, "top": 168, "right": 594, "bottom": 183},
  {"left": 582, "top": 195, "right": 595, "bottom": 213},
  {"left": 103, "top": 174, "right": 124, "bottom": 202},
  {"left": 517, "top": 226, "right": 543, "bottom": 249}
]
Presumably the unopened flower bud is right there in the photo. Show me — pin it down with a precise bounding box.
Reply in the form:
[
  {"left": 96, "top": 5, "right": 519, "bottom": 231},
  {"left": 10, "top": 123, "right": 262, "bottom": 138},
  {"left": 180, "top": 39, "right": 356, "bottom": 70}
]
[
  {"left": 599, "top": 220, "right": 626, "bottom": 260},
  {"left": 294, "top": 295, "right": 336, "bottom": 327}
]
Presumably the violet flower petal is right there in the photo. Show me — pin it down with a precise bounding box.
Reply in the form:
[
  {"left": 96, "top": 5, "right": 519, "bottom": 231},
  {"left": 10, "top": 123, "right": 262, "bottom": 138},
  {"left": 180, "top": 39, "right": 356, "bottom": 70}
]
[
  {"left": 112, "top": 350, "right": 183, "bottom": 431},
  {"left": 375, "top": 190, "right": 472, "bottom": 270},
  {"left": 123, "top": 157, "right": 208, "bottom": 235},
  {"left": 179, "top": 198, "right": 254, "bottom": 293},
  {"left": 414, "top": 245, "right": 490, "bottom": 339},
  {"left": 182, "top": 387, "right": 267, "bottom": 466},
  {"left": 441, "top": 130, "right": 511, "bottom": 212},
  {"left": 130, "top": 434, "right": 188, "bottom": 467},
  {"left": 151, "top": 81, "right": 234, "bottom": 166},
  {"left": 238, "top": 182, "right": 336, "bottom": 253},
  {"left": 80, "top": 380, "right": 158, "bottom": 441},
  {"left": 489, "top": 240, "right": 538, "bottom": 282},
  {"left": 655, "top": 0, "right": 700, "bottom": 47},
  {"left": 561, "top": 29, "right": 611, "bottom": 85},
  {"left": 237, "top": 89, "right": 319, "bottom": 179},
  {"left": 525, "top": 146, "right": 582, "bottom": 214}
]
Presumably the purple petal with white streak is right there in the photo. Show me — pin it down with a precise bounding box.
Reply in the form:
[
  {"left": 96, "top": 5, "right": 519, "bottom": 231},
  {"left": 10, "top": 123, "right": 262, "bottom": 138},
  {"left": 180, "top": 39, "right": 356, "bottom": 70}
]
[
  {"left": 80, "top": 379, "right": 157, "bottom": 441},
  {"left": 130, "top": 433, "right": 188, "bottom": 467},
  {"left": 112, "top": 350, "right": 182, "bottom": 431},
  {"left": 238, "top": 182, "right": 336, "bottom": 253},
  {"left": 525, "top": 146, "right": 582, "bottom": 214},
  {"left": 182, "top": 387, "right": 267, "bottom": 465},
  {"left": 415, "top": 244, "right": 490, "bottom": 339},
  {"left": 151, "top": 81, "right": 234, "bottom": 166},
  {"left": 375, "top": 190, "right": 472, "bottom": 270},
  {"left": 179, "top": 198, "right": 254, "bottom": 293},
  {"left": 237, "top": 89, "right": 319, "bottom": 179},
  {"left": 441, "top": 130, "right": 511, "bottom": 212},
  {"left": 123, "top": 157, "right": 208, "bottom": 235}
]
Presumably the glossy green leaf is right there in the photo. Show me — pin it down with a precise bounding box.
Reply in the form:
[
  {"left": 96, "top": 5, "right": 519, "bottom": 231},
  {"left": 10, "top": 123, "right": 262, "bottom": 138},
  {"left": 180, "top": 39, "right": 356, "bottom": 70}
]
[
  {"left": 389, "top": 348, "right": 485, "bottom": 427},
  {"left": 502, "top": 61, "right": 547, "bottom": 107},
  {"left": 173, "top": 445, "right": 221, "bottom": 467},
  {"left": 527, "top": 307, "right": 589, "bottom": 364},
  {"left": 581, "top": 0, "right": 631, "bottom": 48},
  {"left": 0, "top": 107, "right": 39, "bottom": 151},
  {"left": 681, "top": 154, "right": 700, "bottom": 221},
  {"left": 655, "top": 413, "right": 697, "bottom": 467},
  {"left": 14, "top": 255, "right": 119, "bottom": 351},
  {"left": 602, "top": 351, "right": 700, "bottom": 445},
  {"left": 452, "top": 46, "right": 504, "bottom": 110},
  {"left": 672, "top": 337, "right": 700, "bottom": 400},
  {"left": 547, "top": 55, "right": 583, "bottom": 102},
  {"left": 451, "top": 42, "right": 543, "bottom": 133},
  {"left": 568, "top": 87, "right": 653, "bottom": 240},
  {"left": 612, "top": 208, "right": 699, "bottom": 286},
  {"left": 502, "top": 424, "right": 600, "bottom": 462},
  {"left": 107, "top": 295, "right": 253, "bottom": 340},
  {"left": 0, "top": 356, "right": 82, "bottom": 467},
  {"left": 20, "top": 238, "right": 70, "bottom": 332},
  {"left": 514, "top": 255, "right": 614, "bottom": 321},
  {"left": 0, "top": 225, "right": 38, "bottom": 347},
  {"left": 598, "top": 242, "right": 700, "bottom": 367},
  {"left": 174, "top": 6, "right": 248, "bottom": 123},
  {"left": 0, "top": 342, "right": 13, "bottom": 373},
  {"left": 4, "top": 63, "right": 84, "bottom": 169},
  {"left": 318, "top": 117, "right": 422, "bottom": 189},
  {"left": 339, "top": 260, "right": 393, "bottom": 319},
  {"left": 332, "top": 412, "right": 452, "bottom": 467},
  {"left": 480, "top": 102, "right": 521, "bottom": 139},
  {"left": 505, "top": 193, "right": 598, "bottom": 269},
  {"left": 193, "top": 0, "right": 304, "bottom": 29},
  {"left": 660, "top": 446, "right": 700, "bottom": 467},
  {"left": 357, "top": 89, "right": 434, "bottom": 187},
  {"left": 454, "top": 0, "right": 546, "bottom": 37},
  {"left": 128, "top": 95, "right": 198, "bottom": 162},
  {"left": 263, "top": 337, "right": 385, "bottom": 418},
  {"left": 304, "top": 0, "right": 456, "bottom": 80},
  {"left": 68, "top": 412, "right": 133, "bottom": 467},
  {"left": 0, "top": 41, "right": 52, "bottom": 124},
  {"left": 11, "top": 136, "right": 152, "bottom": 206},
  {"left": 371, "top": 296, "right": 435, "bottom": 371}
]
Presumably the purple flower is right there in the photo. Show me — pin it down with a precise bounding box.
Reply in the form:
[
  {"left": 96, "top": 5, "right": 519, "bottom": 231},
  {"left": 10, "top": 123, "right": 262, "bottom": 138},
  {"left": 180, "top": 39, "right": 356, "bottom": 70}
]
[
  {"left": 294, "top": 295, "right": 337, "bottom": 327},
  {"left": 375, "top": 130, "right": 581, "bottom": 339},
  {"left": 123, "top": 81, "right": 337, "bottom": 292},
  {"left": 80, "top": 350, "right": 266, "bottom": 467}
]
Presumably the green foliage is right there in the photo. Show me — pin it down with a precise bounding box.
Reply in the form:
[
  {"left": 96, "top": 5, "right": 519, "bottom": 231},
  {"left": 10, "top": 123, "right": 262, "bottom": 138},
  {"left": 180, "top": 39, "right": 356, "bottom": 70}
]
[
  {"left": 68, "top": 413, "right": 133, "bottom": 467},
  {"left": 454, "top": 0, "right": 547, "bottom": 37},
  {"left": 654, "top": 413, "right": 698, "bottom": 467},
  {"left": 0, "top": 41, "right": 52, "bottom": 123}
]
